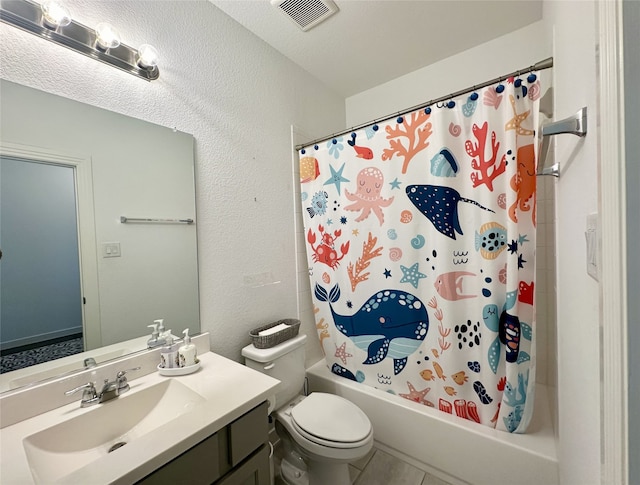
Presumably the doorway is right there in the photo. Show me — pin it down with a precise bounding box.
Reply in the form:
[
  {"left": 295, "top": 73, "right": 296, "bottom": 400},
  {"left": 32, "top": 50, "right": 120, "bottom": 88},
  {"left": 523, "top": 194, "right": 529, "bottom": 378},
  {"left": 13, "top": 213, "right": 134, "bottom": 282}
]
[{"left": 0, "top": 156, "right": 84, "bottom": 371}]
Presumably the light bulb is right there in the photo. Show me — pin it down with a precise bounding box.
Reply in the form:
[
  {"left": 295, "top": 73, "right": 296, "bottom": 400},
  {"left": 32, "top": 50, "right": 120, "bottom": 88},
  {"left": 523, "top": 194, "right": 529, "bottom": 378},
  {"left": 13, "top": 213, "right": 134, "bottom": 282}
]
[
  {"left": 95, "top": 22, "right": 121, "bottom": 50},
  {"left": 137, "top": 44, "right": 159, "bottom": 69},
  {"left": 40, "top": 0, "right": 71, "bottom": 29}
]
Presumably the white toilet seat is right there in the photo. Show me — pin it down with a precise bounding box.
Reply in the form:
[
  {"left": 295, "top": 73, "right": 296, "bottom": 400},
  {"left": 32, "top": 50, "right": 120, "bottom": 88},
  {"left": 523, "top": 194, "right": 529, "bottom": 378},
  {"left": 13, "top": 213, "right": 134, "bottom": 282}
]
[
  {"left": 275, "top": 392, "right": 373, "bottom": 463},
  {"left": 289, "top": 393, "right": 372, "bottom": 448}
]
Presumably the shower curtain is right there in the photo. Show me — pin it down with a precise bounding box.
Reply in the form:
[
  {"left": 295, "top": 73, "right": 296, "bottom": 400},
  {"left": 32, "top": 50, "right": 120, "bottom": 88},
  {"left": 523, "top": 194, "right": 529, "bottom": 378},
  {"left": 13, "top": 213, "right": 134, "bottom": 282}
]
[{"left": 300, "top": 75, "right": 540, "bottom": 433}]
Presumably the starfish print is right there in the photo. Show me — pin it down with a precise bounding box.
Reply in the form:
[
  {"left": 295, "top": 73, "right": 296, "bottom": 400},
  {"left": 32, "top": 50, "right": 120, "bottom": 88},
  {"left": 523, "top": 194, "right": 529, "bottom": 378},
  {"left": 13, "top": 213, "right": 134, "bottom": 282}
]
[
  {"left": 518, "top": 254, "right": 527, "bottom": 269},
  {"left": 399, "top": 262, "right": 427, "bottom": 289},
  {"left": 505, "top": 95, "right": 534, "bottom": 136},
  {"left": 518, "top": 234, "right": 530, "bottom": 245},
  {"left": 352, "top": 228, "right": 359, "bottom": 236},
  {"left": 383, "top": 268, "right": 392, "bottom": 278},
  {"left": 389, "top": 178, "right": 402, "bottom": 190},
  {"left": 323, "top": 162, "right": 350, "bottom": 193},
  {"left": 334, "top": 342, "right": 353, "bottom": 365},
  {"left": 399, "top": 381, "right": 432, "bottom": 406},
  {"left": 508, "top": 239, "right": 519, "bottom": 254}
]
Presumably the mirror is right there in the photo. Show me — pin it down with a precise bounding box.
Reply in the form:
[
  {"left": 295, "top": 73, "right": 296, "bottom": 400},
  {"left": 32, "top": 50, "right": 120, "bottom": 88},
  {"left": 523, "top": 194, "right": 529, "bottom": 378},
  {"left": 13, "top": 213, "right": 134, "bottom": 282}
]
[{"left": 0, "top": 80, "right": 200, "bottom": 392}]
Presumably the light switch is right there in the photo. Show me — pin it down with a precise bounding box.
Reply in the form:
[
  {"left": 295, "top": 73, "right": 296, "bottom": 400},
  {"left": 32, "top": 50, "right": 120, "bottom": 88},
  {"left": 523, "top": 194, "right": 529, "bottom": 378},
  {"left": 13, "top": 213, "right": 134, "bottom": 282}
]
[
  {"left": 585, "top": 213, "right": 598, "bottom": 280},
  {"left": 102, "top": 242, "right": 121, "bottom": 258}
]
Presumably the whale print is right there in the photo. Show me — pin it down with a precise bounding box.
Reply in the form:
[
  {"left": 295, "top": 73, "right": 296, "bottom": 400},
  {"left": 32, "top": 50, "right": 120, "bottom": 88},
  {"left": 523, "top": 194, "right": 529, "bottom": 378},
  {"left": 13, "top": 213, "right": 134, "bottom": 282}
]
[
  {"left": 315, "top": 284, "right": 429, "bottom": 375},
  {"left": 406, "top": 185, "right": 494, "bottom": 239}
]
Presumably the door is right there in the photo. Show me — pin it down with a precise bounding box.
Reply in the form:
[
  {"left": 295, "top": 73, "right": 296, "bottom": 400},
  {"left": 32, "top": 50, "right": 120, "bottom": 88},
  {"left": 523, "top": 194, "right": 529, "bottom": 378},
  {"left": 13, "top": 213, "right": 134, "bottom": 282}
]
[{"left": 0, "top": 156, "right": 83, "bottom": 352}]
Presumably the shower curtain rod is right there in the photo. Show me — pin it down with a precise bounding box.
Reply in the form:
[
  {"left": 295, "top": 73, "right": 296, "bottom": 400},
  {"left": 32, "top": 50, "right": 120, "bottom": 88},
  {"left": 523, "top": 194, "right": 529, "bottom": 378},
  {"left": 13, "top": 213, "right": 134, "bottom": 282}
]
[{"left": 295, "top": 57, "right": 554, "bottom": 151}]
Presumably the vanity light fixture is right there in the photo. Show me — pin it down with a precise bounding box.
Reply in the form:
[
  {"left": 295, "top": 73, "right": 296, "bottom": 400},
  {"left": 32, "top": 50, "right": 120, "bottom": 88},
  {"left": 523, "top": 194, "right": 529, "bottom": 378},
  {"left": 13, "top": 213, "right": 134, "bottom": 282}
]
[
  {"left": 0, "top": 0, "right": 160, "bottom": 81},
  {"left": 94, "top": 22, "right": 121, "bottom": 51},
  {"left": 40, "top": 0, "right": 70, "bottom": 29}
]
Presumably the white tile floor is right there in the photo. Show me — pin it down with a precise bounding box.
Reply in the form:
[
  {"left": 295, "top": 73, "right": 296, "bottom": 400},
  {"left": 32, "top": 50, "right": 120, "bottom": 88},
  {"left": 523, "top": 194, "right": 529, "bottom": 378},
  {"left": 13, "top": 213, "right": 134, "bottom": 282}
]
[{"left": 274, "top": 444, "right": 452, "bottom": 485}]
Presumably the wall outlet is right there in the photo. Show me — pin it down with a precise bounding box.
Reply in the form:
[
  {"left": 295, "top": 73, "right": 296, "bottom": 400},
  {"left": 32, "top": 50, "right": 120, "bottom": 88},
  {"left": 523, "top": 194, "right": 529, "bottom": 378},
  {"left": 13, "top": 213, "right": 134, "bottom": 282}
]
[{"left": 102, "top": 242, "right": 121, "bottom": 258}]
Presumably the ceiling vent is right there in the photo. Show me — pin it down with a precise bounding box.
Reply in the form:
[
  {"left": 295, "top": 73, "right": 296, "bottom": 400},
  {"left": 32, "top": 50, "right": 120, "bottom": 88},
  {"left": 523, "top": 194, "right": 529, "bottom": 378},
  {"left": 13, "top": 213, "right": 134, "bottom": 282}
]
[{"left": 271, "top": 0, "right": 339, "bottom": 32}]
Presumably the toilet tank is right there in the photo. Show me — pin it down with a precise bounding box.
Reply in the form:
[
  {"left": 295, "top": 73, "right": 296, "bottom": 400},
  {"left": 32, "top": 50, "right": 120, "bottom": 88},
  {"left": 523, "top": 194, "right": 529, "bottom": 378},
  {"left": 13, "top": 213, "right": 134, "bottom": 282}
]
[{"left": 242, "top": 334, "right": 307, "bottom": 409}]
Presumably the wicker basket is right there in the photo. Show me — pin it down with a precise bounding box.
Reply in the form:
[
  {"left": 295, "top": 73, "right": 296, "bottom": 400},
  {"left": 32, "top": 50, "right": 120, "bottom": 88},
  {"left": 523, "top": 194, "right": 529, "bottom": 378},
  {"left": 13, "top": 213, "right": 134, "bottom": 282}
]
[{"left": 249, "top": 319, "right": 301, "bottom": 349}]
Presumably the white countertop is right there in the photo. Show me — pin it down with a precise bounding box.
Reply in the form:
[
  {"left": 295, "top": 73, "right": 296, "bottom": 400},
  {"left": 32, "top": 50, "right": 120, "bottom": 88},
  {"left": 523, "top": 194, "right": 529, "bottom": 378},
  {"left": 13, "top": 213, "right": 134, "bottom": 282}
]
[{"left": 0, "top": 351, "right": 280, "bottom": 484}]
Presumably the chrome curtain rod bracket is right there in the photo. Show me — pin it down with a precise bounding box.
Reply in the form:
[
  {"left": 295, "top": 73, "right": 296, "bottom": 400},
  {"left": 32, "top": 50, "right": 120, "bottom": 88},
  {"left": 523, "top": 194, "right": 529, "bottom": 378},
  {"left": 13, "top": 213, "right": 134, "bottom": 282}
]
[
  {"left": 537, "top": 163, "right": 560, "bottom": 178},
  {"left": 120, "top": 216, "right": 194, "bottom": 224},
  {"left": 541, "top": 107, "right": 587, "bottom": 137},
  {"left": 536, "top": 107, "right": 588, "bottom": 178}
]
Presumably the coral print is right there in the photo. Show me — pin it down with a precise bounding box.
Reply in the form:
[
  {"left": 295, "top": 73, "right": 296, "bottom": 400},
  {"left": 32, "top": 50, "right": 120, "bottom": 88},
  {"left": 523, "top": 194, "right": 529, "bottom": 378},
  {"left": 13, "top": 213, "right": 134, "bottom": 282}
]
[
  {"left": 382, "top": 110, "right": 433, "bottom": 174},
  {"left": 466, "top": 122, "right": 506, "bottom": 191},
  {"left": 302, "top": 77, "right": 539, "bottom": 433}
]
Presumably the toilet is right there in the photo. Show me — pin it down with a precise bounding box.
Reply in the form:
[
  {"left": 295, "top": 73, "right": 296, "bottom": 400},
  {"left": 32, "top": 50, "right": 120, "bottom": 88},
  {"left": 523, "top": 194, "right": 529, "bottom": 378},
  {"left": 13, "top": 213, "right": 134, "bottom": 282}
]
[{"left": 242, "top": 334, "right": 373, "bottom": 485}]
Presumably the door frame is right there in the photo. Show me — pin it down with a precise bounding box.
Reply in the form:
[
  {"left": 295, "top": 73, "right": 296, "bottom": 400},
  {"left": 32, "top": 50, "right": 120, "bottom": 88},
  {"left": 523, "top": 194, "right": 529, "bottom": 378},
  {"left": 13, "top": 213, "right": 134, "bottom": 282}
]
[
  {"left": 0, "top": 141, "right": 101, "bottom": 350},
  {"left": 597, "top": 0, "right": 628, "bottom": 483}
]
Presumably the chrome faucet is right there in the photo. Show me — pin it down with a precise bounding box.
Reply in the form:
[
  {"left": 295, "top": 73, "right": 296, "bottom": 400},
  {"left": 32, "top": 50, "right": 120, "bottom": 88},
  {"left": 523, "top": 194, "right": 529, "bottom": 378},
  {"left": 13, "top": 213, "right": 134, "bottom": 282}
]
[{"left": 65, "top": 367, "right": 140, "bottom": 407}]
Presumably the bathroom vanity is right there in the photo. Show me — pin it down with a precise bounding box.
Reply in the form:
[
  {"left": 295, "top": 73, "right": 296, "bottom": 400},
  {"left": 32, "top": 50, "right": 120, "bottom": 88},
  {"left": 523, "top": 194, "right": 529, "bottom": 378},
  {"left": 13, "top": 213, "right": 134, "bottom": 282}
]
[
  {"left": 139, "top": 401, "right": 270, "bottom": 484},
  {"left": 0, "top": 334, "right": 279, "bottom": 484}
]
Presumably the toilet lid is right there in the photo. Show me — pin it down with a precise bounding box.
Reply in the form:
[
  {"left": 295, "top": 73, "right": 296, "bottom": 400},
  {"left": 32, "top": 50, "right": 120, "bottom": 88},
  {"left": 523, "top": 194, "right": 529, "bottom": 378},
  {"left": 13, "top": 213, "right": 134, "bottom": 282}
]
[{"left": 290, "top": 393, "right": 371, "bottom": 443}]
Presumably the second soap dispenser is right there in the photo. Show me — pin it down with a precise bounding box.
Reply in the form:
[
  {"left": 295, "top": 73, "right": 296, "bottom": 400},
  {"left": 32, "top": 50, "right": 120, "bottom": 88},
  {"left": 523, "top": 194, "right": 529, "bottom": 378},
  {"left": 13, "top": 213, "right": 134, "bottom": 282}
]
[{"left": 178, "top": 328, "right": 198, "bottom": 367}]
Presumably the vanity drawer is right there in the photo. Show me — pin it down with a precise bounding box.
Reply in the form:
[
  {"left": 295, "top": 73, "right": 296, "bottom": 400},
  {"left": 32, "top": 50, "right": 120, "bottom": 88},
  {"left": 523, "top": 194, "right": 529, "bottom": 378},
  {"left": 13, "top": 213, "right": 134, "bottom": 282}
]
[{"left": 228, "top": 401, "right": 268, "bottom": 466}]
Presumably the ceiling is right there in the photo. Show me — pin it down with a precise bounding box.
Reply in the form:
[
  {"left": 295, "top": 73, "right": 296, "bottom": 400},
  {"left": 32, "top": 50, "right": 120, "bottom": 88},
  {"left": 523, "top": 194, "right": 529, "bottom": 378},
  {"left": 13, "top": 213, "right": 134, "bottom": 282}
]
[{"left": 210, "top": 0, "right": 543, "bottom": 98}]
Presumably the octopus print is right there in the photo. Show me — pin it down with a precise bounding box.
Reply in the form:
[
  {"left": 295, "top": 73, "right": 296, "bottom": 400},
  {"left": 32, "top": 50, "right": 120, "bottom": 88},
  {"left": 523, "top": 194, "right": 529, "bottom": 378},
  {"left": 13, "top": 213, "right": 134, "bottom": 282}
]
[{"left": 344, "top": 167, "right": 394, "bottom": 225}]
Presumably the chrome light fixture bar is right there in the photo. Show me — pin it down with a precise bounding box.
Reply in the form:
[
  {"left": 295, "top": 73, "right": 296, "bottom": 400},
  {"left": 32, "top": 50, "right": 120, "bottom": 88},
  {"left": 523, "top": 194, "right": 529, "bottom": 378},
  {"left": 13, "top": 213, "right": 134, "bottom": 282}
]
[{"left": 0, "top": 0, "right": 159, "bottom": 81}]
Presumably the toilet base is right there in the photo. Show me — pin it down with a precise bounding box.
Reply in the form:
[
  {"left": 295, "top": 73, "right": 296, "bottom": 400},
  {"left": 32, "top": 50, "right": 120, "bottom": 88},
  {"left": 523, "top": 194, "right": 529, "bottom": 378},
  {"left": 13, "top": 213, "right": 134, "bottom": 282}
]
[
  {"left": 280, "top": 454, "right": 351, "bottom": 485},
  {"left": 280, "top": 454, "right": 308, "bottom": 485}
]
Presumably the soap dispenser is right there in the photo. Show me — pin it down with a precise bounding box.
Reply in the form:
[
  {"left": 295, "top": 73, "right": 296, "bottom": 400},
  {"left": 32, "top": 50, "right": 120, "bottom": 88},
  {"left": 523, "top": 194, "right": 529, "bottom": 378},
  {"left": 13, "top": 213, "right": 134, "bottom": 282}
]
[
  {"left": 147, "top": 320, "right": 164, "bottom": 349},
  {"left": 178, "top": 329, "right": 198, "bottom": 367},
  {"left": 159, "top": 331, "right": 179, "bottom": 368}
]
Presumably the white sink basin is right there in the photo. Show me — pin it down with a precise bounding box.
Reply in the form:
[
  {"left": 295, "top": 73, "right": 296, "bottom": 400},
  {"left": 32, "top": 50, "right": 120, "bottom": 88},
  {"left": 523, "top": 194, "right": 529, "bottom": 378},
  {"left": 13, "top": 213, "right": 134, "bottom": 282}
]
[{"left": 22, "top": 379, "right": 204, "bottom": 483}]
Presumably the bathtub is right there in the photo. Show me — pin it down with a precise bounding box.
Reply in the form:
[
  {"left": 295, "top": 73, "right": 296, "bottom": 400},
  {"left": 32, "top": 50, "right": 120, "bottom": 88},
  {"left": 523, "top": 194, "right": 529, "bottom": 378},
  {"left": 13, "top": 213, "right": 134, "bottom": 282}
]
[{"left": 306, "top": 360, "right": 559, "bottom": 485}]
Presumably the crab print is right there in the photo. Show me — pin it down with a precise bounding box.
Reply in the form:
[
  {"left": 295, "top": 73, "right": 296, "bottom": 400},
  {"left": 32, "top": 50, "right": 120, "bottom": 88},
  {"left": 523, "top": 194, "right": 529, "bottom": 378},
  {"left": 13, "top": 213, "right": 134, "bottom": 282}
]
[{"left": 307, "top": 225, "right": 350, "bottom": 269}]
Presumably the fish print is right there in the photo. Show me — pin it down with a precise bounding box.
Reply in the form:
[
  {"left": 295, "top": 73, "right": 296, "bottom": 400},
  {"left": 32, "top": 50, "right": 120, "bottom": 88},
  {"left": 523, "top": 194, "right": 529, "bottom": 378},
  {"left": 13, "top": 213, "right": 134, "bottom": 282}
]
[
  {"left": 299, "top": 156, "right": 320, "bottom": 183},
  {"left": 315, "top": 283, "right": 429, "bottom": 375},
  {"left": 352, "top": 144, "right": 374, "bottom": 160},
  {"left": 433, "top": 361, "right": 446, "bottom": 380},
  {"left": 475, "top": 222, "right": 508, "bottom": 259},
  {"left": 406, "top": 185, "right": 494, "bottom": 240},
  {"left": 444, "top": 386, "right": 457, "bottom": 396},
  {"left": 306, "top": 190, "right": 328, "bottom": 218},
  {"left": 452, "top": 371, "right": 469, "bottom": 385},
  {"left": 434, "top": 271, "right": 476, "bottom": 301},
  {"left": 420, "top": 369, "right": 435, "bottom": 381}
]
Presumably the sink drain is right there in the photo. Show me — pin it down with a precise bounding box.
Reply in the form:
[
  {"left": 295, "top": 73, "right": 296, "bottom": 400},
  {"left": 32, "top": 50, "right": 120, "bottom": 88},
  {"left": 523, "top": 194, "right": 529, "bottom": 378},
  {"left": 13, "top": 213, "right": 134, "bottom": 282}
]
[{"left": 108, "top": 442, "right": 127, "bottom": 453}]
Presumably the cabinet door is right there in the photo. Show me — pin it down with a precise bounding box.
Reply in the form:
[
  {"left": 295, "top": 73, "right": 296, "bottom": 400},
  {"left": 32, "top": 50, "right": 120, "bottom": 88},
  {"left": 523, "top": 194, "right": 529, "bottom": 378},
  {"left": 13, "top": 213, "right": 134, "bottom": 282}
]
[
  {"left": 216, "top": 443, "right": 270, "bottom": 485},
  {"left": 137, "top": 433, "right": 221, "bottom": 485},
  {"left": 229, "top": 402, "right": 268, "bottom": 466}
]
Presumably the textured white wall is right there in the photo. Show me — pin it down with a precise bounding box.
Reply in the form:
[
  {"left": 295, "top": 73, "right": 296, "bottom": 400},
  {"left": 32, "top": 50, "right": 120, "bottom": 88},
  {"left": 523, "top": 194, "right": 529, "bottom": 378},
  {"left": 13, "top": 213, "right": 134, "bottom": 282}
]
[
  {"left": 0, "top": 0, "right": 345, "bottom": 363},
  {"left": 346, "top": 21, "right": 551, "bottom": 128}
]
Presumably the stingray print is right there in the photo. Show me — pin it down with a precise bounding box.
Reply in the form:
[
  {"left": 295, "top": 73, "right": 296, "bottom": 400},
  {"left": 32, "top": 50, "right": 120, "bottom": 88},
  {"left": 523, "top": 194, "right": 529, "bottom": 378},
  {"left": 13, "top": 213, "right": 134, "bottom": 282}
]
[
  {"left": 315, "top": 283, "right": 429, "bottom": 375},
  {"left": 406, "top": 185, "right": 494, "bottom": 239}
]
